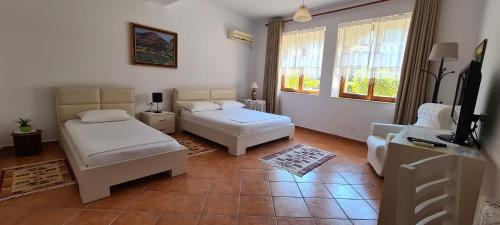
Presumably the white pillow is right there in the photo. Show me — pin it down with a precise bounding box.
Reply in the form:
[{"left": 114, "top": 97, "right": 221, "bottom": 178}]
[
  {"left": 212, "top": 100, "right": 245, "bottom": 110},
  {"left": 78, "top": 109, "right": 133, "bottom": 123},
  {"left": 179, "top": 101, "right": 221, "bottom": 112}
]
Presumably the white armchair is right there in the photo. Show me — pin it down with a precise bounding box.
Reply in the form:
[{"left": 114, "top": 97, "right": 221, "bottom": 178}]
[{"left": 367, "top": 103, "right": 453, "bottom": 176}]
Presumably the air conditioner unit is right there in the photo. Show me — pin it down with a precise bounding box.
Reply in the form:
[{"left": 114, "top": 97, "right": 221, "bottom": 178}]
[{"left": 228, "top": 29, "right": 254, "bottom": 45}]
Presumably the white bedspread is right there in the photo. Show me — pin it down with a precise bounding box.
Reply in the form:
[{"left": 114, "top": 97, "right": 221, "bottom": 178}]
[
  {"left": 227, "top": 109, "right": 280, "bottom": 123},
  {"left": 64, "top": 119, "right": 183, "bottom": 167},
  {"left": 180, "top": 108, "right": 292, "bottom": 136}
]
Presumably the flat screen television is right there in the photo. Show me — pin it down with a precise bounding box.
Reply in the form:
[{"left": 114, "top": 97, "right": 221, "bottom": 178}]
[{"left": 437, "top": 60, "right": 482, "bottom": 146}]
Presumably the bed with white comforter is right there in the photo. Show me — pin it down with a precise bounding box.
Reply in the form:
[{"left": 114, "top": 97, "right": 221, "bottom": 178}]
[
  {"left": 180, "top": 108, "right": 292, "bottom": 136},
  {"left": 174, "top": 88, "right": 295, "bottom": 156},
  {"left": 64, "top": 119, "right": 183, "bottom": 167}
]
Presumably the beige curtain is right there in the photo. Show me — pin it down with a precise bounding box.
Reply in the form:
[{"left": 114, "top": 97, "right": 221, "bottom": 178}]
[
  {"left": 393, "top": 0, "right": 440, "bottom": 124},
  {"left": 263, "top": 18, "right": 283, "bottom": 113}
]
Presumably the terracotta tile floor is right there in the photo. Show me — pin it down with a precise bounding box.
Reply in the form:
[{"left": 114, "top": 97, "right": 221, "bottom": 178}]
[{"left": 0, "top": 127, "right": 383, "bottom": 225}]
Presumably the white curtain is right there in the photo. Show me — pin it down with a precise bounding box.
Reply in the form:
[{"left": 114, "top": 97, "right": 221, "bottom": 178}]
[
  {"left": 333, "top": 13, "right": 412, "bottom": 96},
  {"left": 279, "top": 27, "right": 326, "bottom": 91}
]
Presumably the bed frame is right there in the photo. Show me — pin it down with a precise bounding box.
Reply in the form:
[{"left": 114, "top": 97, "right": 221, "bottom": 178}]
[
  {"left": 173, "top": 88, "right": 295, "bottom": 156},
  {"left": 55, "top": 87, "right": 187, "bottom": 203}
]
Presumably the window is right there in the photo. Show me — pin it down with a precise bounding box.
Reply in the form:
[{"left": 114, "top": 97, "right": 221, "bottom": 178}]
[
  {"left": 332, "top": 13, "right": 412, "bottom": 102},
  {"left": 280, "top": 27, "right": 326, "bottom": 95}
]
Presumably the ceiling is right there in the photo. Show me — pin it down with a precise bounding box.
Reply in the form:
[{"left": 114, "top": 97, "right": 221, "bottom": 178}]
[{"left": 205, "top": 0, "right": 356, "bottom": 20}]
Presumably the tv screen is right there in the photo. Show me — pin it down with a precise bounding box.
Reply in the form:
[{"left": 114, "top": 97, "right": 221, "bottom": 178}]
[
  {"left": 451, "top": 71, "right": 467, "bottom": 126},
  {"left": 438, "top": 61, "right": 482, "bottom": 146}
]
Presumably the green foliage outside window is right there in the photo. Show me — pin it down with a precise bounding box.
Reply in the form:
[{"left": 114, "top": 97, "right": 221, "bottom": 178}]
[
  {"left": 373, "top": 76, "right": 400, "bottom": 97},
  {"left": 343, "top": 67, "right": 400, "bottom": 98},
  {"left": 283, "top": 75, "right": 321, "bottom": 91}
]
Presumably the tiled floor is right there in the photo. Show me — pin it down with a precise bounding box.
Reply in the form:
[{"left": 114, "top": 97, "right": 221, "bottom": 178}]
[{"left": 0, "top": 127, "right": 383, "bottom": 225}]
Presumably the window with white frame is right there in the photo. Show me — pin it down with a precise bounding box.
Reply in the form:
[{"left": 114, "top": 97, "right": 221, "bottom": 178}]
[
  {"left": 332, "top": 13, "right": 412, "bottom": 102},
  {"left": 279, "top": 27, "right": 326, "bottom": 95}
]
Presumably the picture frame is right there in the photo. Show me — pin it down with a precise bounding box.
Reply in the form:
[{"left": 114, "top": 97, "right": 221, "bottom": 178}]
[
  {"left": 130, "top": 23, "right": 178, "bottom": 68},
  {"left": 474, "top": 39, "right": 488, "bottom": 64}
]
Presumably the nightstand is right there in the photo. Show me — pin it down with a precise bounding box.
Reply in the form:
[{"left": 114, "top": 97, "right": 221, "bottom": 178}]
[
  {"left": 10, "top": 129, "right": 42, "bottom": 156},
  {"left": 140, "top": 111, "right": 175, "bottom": 134},
  {"left": 242, "top": 99, "right": 266, "bottom": 112}
]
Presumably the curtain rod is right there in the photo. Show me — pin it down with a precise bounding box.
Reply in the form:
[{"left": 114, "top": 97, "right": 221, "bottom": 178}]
[{"left": 265, "top": 0, "right": 390, "bottom": 26}]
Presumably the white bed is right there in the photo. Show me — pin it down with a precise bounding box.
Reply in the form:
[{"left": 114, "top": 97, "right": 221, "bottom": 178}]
[
  {"left": 56, "top": 87, "right": 187, "bottom": 203},
  {"left": 174, "top": 88, "right": 295, "bottom": 156},
  {"left": 64, "top": 119, "right": 183, "bottom": 167}
]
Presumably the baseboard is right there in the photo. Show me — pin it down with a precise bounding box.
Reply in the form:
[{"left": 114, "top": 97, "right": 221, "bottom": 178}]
[
  {"left": 295, "top": 126, "right": 367, "bottom": 146},
  {"left": 0, "top": 140, "right": 59, "bottom": 151}
]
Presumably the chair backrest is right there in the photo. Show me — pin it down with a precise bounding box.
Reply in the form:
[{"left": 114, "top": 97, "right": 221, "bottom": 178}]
[{"left": 396, "top": 154, "right": 461, "bottom": 225}]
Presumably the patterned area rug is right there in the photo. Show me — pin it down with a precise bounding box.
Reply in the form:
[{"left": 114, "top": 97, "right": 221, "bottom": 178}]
[
  {"left": 174, "top": 134, "right": 220, "bottom": 157},
  {"left": 261, "top": 144, "right": 336, "bottom": 177},
  {"left": 0, "top": 159, "right": 75, "bottom": 201}
]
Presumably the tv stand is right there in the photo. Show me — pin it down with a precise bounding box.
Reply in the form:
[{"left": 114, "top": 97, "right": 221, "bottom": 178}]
[
  {"left": 379, "top": 126, "right": 485, "bottom": 225},
  {"left": 436, "top": 133, "right": 474, "bottom": 147},
  {"left": 437, "top": 113, "right": 486, "bottom": 148}
]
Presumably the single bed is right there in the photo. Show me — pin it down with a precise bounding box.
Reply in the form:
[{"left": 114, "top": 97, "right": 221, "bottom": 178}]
[
  {"left": 174, "top": 88, "right": 295, "bottom": 156},
  {"left": 56, "top": 87, "right": 187, "bottom": 203}
]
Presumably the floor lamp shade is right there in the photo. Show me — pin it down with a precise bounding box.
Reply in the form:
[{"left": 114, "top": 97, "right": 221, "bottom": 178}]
[
  {"left": 152, "top": 93, "right": 163, "bottom": 103},
  {"left": 429, "top": 42, "right": 458, "bottom": 61}
]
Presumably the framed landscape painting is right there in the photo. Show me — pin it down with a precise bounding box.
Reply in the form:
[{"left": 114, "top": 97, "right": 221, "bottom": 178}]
[{"left": 130, "top": 23, "right": 178, "bottom": 68}]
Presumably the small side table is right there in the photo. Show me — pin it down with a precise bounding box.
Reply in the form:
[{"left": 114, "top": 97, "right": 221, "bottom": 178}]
[
  {"left": 10, "top": 129, "right": 42, "bottom": 157},
  {"left": 242, "top": 99, "right": 266, "bottom": 112},
  {"left": 141, "top": 111, "right": 175, "bottom": 134}
]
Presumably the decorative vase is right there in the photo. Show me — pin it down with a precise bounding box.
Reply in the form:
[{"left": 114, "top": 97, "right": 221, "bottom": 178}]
[{"left": 20, "top": 126, "right": 32, "bottom": 133}]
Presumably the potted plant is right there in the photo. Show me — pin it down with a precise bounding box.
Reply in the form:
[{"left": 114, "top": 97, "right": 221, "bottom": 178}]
[{"left": 14, "top": 118, "right": 32, "bottom": 133}]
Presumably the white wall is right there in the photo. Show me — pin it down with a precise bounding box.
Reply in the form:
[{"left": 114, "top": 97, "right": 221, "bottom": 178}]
[
  {"left": 429, "top": 0, "right": 485, "bottom": 104},
  {"left": 0, "top": 0, "right": 258, "bottom": 146},
  {"left": 254, "top": 0, "right": 413, "bottom": 142},
  {"left": 476, "top": 0, "right": 500, "bottom": 201}
]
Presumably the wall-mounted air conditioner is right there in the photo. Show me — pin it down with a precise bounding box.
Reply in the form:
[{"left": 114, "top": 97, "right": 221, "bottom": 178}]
[{"left": 228, "top": 29, "right": 254, "bottom": 45}]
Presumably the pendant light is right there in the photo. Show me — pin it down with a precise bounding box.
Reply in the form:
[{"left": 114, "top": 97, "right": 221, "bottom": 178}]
[{"left": 293, "top": 0, "right": 312, "bottom": 22}]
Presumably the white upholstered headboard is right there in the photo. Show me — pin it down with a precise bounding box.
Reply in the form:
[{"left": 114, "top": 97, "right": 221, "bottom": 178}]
[
  {"left": 55, "top": 87, "right": 135, "bottom": 123},
  {"left": 173, "top": 88, "right": 236, "bottom": 114}
]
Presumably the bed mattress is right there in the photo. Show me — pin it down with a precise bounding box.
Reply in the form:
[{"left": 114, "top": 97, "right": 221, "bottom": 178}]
[
  {"left": 64, "top": 119, "right": 183, "bottom": 167},
  {"left": 180, "top": 108, "right": 292, "bottom": 136}
]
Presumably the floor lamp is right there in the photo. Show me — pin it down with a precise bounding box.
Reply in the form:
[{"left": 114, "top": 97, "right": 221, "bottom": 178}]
[{"left": 422, "top": 42, "right": 458, "bottom": 103}]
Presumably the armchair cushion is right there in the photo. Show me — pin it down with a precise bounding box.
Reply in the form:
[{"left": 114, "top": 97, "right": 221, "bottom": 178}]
[
  {"left": 370, "top": 123, "right": 406, "bottom": 137},
  {"left": 415, "top": 103, "right": 452, "bottom": 129}
]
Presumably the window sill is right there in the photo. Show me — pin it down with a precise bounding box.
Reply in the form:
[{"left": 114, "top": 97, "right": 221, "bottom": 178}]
[
  {"left": 280, "top": 90, "right": 320, "bottom": 96},
  {"left": 330, "top": 96, "right": 396, "bottom": 105}
]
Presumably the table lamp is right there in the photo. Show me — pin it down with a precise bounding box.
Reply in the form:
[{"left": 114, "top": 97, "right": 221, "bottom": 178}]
[
  {"left": 152, "top": 92, "right": 163, "bottom": 113},
  {"left": 425, "top": 42, "right": 458, "bottom": 103},
  {"left": 250, "top": 82, "right": 258, "bottom": 100}
]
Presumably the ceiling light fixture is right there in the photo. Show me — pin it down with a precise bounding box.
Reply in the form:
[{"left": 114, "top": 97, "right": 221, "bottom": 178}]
[{"left": 293, "top": 0, "right": 312, "bottom": 22}]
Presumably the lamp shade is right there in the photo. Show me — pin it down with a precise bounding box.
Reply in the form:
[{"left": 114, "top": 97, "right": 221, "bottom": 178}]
[
  {"left": 152, "top": 92, "right": 163, "bottom": 103},
  {"left": 293, "top": 5, "right": 312, "bottom": 23},
  {"left": 250, "top": 82, "right": 258, "bottom": 89},
  {"left": 429, "top": 42, "right": 458, "bottom": 61}
]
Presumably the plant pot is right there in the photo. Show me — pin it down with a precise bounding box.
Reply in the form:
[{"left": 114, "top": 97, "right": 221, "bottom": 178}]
[{"left": 20, "top": 126, "right": 32, "bottom": 133}]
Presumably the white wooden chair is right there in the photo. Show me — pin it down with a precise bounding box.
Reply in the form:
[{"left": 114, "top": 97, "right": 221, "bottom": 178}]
[{"left": 396, "top": 154, "right": 461, "bottom": 225}]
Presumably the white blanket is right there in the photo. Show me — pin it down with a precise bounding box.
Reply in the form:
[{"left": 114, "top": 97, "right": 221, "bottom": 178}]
[
  {"left": 180, "top": 108, "right": 292, "bottom": 136},
  {"left": 227, "top": 109, "right": 280, "bottom": 123},
  {"left": 65, "top": 119, "right": 176, "bottom": 158}
]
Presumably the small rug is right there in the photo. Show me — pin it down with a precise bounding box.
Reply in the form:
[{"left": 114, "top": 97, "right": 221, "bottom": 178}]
[
  {"left": 261, "top": 144, "right": 336, "bottom": 177},
  {"left": 174, "top": 134, "right": 220, "bottom": 157},
  {"left": 0, "top": 159, "right": 75, "bottom": 201}
]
